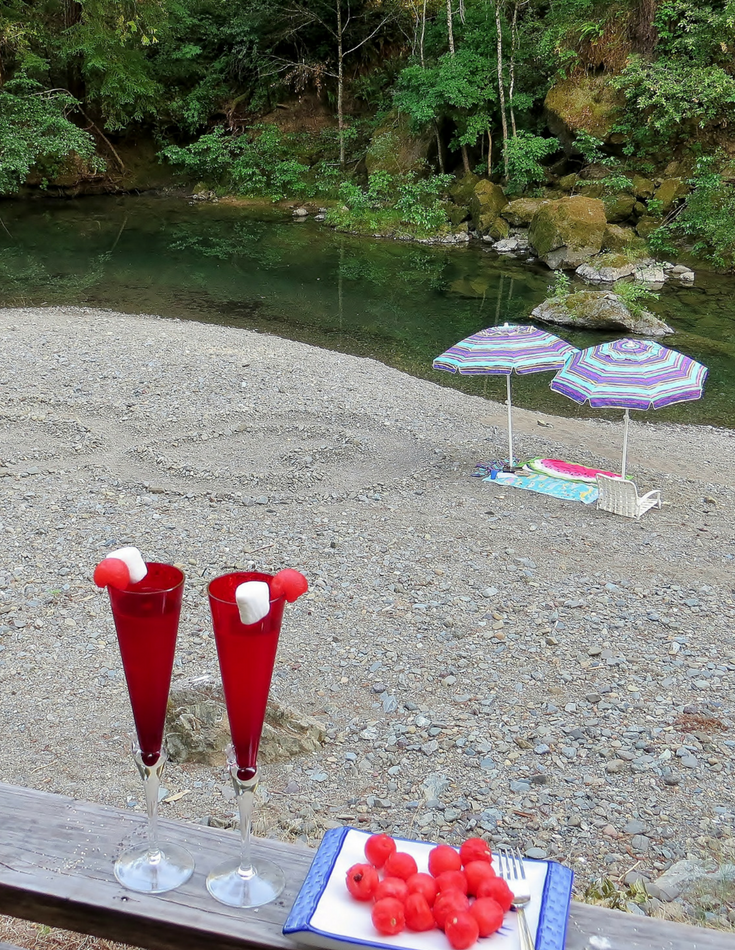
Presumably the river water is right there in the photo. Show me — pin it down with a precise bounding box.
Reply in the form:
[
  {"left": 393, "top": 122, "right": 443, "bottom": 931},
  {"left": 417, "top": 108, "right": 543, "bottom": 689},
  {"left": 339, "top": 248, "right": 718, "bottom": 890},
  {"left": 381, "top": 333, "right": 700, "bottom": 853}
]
[{"left": 1, "top": 194, "right": 732, "bottom": 427}]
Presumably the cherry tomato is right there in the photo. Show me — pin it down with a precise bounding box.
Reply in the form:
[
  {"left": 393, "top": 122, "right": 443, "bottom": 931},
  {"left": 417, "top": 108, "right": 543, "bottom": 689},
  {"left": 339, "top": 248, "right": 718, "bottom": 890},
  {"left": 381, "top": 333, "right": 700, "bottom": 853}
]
[
  {"left": 345, "top": 862, "right": 379, "bottom": 901},
  {"left": 433, "top": 889, "right": 470, "bottom": 931},
  {"left": 459, "top": 836, "right": 493, "bottom": 867},
  {"left": 384, "top": 850, "right": 418, "bottom": 881},
  {"left": 406, "top": 872, "right": 438, "bottom": 906},
  {"left": 372, "top": 897, "right": 405, "bottom": 936},
  {"left": 445, "top": 910, "right": 480, "bottom": 950},
  {"left": 476, "top": 874, "right": 514, "bottom": 912},
  {"left": 470, "top": 896, "right": 505, "bottom": 937},
  {"left": 374, "top": 876, "right": 409, "bottom": 903},
  {"left": 405, "top": 892, "right": 436, "bottom": 932},
  {"left": 428, "top": 843, "right": 462, "bottom": 877},
  {"left": 464, "top": 859, "right": 497, "bottom": 896},
  {"left": 364, "top": 833, "right": 397, "bottom": 869},
  {"left": 435, "top": 869, "right": 468, "bottom": 895}
]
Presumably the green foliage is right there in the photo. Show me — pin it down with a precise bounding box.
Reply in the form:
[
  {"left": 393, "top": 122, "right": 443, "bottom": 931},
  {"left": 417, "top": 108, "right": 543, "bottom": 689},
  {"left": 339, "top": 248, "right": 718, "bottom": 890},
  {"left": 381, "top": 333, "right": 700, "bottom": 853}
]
[
  {"left": 602, "top": 174, "right": 634, "bottom": 194},
  {"left": 651, "top": 155, "right": 735, "bottom": 268},
  {"left": 161, "top": 124, "right": 311, "bottom": 200},
  {"left": 330, "top": 171, "right": 453, "bottom": 237},
  {"left": 0, "top": 78, "right": 102, "bottom": 195},
  {"left": 548, "top": 270, "right": 571, "bottom": 298},
  {"left": 504, "top": 132, "right": 557, "bottom": 195},
  {"left": 574, "top": 130, "right": 611, "bottom": 166},
  {"left": 614, "top": 280, "right": 659, "bottom": 318}
]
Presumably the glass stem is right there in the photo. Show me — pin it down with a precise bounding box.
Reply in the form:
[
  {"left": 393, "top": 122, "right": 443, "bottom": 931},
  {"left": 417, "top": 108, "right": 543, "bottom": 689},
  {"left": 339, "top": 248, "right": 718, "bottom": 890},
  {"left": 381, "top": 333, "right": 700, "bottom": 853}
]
[
  {"left": 134, "top": 748, "right": 166, "bottom": 862},
  {"left": 230, "top": 765, "right": 259, "bottom": 880}
]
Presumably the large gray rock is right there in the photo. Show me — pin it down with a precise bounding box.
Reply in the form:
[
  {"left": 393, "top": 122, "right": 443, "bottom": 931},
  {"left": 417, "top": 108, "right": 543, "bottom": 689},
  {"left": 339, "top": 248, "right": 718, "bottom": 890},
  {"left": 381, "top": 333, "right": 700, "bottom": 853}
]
[
  {"left": 647, "top": 859, "right": 709, "bottom": 902},
  {"left": 576, "top": 260, "right": 636, "bottom": 283},
  {"left": 501, "top": 197, "right": 550, "bottom": 226},
  {"left": 164, "top": 674, "right": 326, "bottom": 765},
  {"left": 529, "top": 196, "right": 607, "bottom": 269},
  {"left": 531, "top": 290, "right": 674, "bottom": 336}
]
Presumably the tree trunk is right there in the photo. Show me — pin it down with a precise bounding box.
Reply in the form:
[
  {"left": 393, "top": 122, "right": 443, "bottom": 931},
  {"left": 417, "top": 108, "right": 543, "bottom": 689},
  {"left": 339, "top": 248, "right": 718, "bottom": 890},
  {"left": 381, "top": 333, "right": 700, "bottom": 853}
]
[
  {"left": 495, "top": 1, "right": 509, "bottom": 179},
  {"left": 337, "top": 0, "right": 345, "bottom": 166},
  {"left": 487, "top": 129, "right": 493, "bottom": 177},
  {"left": 434, "top": 122, "right": 445, "bottom": 173},
  {"left": 420, "top": 0, "right": 427, "bottom": 66},
  {"left": 461, "top": 144, "right": 470, "bottom": 174},
  {"left": 446, "top": 0, "right": 455, "bottom": 55},
  {"left": 508, "top": 0, "right": 519, "bottom": 138}
]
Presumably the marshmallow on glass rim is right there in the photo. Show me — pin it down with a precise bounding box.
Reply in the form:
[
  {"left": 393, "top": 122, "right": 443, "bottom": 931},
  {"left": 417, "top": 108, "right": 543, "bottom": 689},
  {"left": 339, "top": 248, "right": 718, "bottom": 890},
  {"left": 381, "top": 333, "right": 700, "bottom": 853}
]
[
  {"left": 235, "top": 581, "right": 271, "bottom": 625},
  {"left": 94, "top": 546, "right": 148, "bottom": 590}
]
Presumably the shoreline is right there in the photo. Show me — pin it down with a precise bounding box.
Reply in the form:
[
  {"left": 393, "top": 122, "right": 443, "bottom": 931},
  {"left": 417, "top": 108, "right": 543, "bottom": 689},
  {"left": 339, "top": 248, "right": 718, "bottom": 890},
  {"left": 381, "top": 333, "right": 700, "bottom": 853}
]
[{"left": 1, "top": 306, "right": 733, "bottom": 922}]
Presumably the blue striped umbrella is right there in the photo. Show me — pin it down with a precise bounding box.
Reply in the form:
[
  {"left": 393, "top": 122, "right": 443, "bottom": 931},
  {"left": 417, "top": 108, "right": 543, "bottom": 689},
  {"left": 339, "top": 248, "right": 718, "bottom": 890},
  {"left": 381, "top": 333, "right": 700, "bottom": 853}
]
[
  {"left": 550, "top": 338, "right": 708, "bottom": 476},
  {"left": 433, "top": 323, "right": 578, "bottom": 466}
]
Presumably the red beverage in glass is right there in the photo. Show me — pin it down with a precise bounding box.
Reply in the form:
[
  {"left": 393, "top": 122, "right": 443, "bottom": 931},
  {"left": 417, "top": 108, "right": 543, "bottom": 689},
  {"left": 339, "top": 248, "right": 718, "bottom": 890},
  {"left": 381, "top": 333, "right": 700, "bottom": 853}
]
[
  {"left": 208, "top": 572, "right": 285, "bottom": 777},
  {"left": 108, "top": 562, "right": 184, "bottom": 764}
]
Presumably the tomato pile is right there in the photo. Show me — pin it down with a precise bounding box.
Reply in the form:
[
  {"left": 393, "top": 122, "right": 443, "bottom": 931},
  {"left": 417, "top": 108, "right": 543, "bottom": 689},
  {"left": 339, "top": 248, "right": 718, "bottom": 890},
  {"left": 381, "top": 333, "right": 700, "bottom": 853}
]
[{"left": 345, "top": 834, "right": 513, "bottom": 948}]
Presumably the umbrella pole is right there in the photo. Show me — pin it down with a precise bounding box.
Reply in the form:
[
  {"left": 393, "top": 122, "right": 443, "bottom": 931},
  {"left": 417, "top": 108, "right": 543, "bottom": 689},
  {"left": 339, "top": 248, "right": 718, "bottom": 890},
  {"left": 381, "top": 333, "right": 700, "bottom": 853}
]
[
  {"left": 506, "top": 374, "right": 514, "bottom": 468},
  {"left": 621, "top": 408, "right": 630, "bottom": 478}
]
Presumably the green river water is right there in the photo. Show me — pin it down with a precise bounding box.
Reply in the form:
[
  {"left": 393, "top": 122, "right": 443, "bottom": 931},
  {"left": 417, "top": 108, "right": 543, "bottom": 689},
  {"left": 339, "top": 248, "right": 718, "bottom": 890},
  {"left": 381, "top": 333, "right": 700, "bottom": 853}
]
[{"left": 1, "top": 194, "right": 732, "bottom": 428}]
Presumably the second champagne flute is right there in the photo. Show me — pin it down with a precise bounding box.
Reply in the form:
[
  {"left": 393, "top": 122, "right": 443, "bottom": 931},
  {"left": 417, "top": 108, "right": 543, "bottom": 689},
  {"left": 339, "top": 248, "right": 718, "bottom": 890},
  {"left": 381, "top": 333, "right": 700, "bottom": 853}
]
[{"left": 206, "top": 570, "right": 287, "bottom": 908}]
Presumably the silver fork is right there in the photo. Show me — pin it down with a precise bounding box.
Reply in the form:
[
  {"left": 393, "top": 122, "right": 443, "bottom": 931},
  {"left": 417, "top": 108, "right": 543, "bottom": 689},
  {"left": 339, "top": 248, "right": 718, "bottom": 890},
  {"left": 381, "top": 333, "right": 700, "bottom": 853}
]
[{"left": 497, "top": 847, "right": 535, "bottom": 950}]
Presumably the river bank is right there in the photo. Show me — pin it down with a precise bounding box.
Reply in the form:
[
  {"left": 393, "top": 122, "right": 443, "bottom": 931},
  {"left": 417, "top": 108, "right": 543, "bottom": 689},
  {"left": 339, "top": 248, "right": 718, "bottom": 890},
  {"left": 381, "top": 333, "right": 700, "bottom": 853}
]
[{"left": 0, "top": 306, "right": 733, "bottom": 926}]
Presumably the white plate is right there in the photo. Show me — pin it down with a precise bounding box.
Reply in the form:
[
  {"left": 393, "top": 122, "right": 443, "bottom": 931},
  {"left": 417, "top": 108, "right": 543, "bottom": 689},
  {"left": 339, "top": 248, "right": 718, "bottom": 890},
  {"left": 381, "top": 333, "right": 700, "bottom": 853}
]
[{"left": 284, "top": 828, "right": 573, "bottom": 950}]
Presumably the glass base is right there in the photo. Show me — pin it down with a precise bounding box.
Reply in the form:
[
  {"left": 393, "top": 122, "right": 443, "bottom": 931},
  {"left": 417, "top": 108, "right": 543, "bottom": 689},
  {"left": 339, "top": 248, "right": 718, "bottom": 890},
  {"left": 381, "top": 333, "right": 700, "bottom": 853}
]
[
  {"left": 114, "top": 840, "right": 195, "bottom": 893},
  {"left": 206, "top": 855, "right": 285, "bottom": 908}
]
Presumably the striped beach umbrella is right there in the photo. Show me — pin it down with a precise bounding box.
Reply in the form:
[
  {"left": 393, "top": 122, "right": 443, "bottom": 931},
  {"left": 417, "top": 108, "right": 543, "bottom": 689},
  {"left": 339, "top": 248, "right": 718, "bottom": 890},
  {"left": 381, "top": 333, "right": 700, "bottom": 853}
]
[
  {"left": 550, "top": 338, "right": 708, "bottom": 476},
  {"left": 433, "top": 323, "right": 578, "bottom": 467}
]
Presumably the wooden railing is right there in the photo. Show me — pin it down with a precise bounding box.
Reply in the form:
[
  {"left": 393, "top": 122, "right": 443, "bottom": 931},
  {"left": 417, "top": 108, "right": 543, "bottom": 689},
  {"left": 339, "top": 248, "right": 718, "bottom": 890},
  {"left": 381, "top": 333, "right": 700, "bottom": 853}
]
[{"left": 0, "top": 783, "right": 729, "bottom": 950}]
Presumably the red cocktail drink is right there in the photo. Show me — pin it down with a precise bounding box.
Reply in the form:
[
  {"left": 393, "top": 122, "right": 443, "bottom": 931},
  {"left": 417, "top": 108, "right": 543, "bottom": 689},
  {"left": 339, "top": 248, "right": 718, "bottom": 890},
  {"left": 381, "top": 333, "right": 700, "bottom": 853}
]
[
  {"left": 206, "top": 570, "right": 289, "bottom": 908},
  {"left": 208, "top": 571, "right": 285, "bottom": 777},
  {"left": 108, "top": 562, "right": 184, "bottom": 765}
]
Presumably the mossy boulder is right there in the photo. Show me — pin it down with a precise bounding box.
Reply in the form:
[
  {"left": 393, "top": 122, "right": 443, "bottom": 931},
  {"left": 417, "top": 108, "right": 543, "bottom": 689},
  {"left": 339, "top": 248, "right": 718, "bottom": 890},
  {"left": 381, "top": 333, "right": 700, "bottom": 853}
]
[
  {"left": 602, "top": 224, "right": 638, "bottom": 251},
  {"left": 501, "top": 197, "right": 550, "bottom": 227},
  {"left": 531, "top": 291, "right": 673, "bottom": 336},
  {"left": 544, "top": 74, "right": 625, "bottom": 153},
  {"left": 654, "top": 178, "right": 690, "bottom": 212},
  {"left": 447, "top": 202, "right": 470, "bottom": 227},
  {"left": 469, "top": 180, "right": 508, "bottom": 236},
  {"left": 603, "top": 193, "right": 636, "bottom": 223},
  {"left": 577, "top": 182, "right": 605, "bottom": 199},
  {"left": 449, "top": 172, "right": 481, "bottom": 206},
  {"left": 558, "top": 173, "right": 578, "bottom": 192},
  {"left": 636, "top": 216, "right": 661, "bottom": 239},
  {"left": 630, "top": 174, "right": 655, "bottom": 200},
  {"left": 528, "top": 196, "right": 607, "bottom": 269},
  {"left": 365, "top": 112, "right": 433, "bottom": 177}
]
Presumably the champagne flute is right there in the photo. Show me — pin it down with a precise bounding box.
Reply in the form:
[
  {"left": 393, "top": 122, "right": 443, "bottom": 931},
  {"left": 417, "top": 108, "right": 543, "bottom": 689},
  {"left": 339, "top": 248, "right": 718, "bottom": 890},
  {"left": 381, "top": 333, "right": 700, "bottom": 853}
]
[
  {"left": 206, "top": 571, "right": 286, "bottom": 908},
  {"left": 107, "top": 562, "right": 195, "bottom": 893}
]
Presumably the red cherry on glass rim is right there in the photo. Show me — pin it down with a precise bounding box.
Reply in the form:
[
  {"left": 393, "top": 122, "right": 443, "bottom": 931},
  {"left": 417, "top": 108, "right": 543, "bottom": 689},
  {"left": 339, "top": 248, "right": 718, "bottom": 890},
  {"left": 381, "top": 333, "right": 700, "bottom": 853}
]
[
  {"left": 364, "top": 832, "right": 396, "bottom": 869},
  {"left": 470, "top": 896, "right": 505, "bottom": 937},
  {"left": 464, "top": 859, "right": 497, "bottom": 895},
  {"left": 476, "top": 874, "right": 514, "bottom": 912},
  {"left": 345, "top": 862, "right": 379, "bottom": 901},
  {"left": 270, "top": 568, "right": 308, "bottom": 602},
  {"left": 383, "top": 850, "right": 418, "bottom": 880},
  {"left": 428, "top": 843, "right": 462, "bottom": 877},
  {"left": 433, "top": 889, "right": 470, "bottom": 931},
  {"left": 372, "top": 897, "right": 405, "bottom": 936},
  {"left": 405, "top": 893, "right": 436, "bottom": 932},
  {"left": 406, "top": 872, "right": 438, "bottom": 906},
  {"left": 93, "top": 557, "right": 130, "bottom": 590},
  {"left": 435, "top": 869, "right": 468, "bottom": 895},
  {"left": 445, "top": 910, "right": 480, "bottom": 950},
  {"left": 460, "top": 836, "right": 493, "bottom": 867},
  {"left": 374, "top": 876, "right": 409, "bottom": 903}
]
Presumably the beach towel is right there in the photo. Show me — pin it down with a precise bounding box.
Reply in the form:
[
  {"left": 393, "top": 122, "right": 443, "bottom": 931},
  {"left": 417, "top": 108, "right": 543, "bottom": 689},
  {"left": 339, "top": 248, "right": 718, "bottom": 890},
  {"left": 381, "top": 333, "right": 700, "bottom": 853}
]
[
  {"left": 523, "top": 458, "right": 623, "bottom": 483},
  {"left": 484, "top": 469, "right": 599, "bottom": 504}
]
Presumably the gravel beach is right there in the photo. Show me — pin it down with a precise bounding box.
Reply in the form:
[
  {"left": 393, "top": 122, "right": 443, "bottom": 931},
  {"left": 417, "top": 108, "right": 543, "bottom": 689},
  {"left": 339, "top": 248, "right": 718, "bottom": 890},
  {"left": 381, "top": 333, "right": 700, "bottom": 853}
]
[{"left": 1, "top": 305, "right": 734, "bottom": 911}]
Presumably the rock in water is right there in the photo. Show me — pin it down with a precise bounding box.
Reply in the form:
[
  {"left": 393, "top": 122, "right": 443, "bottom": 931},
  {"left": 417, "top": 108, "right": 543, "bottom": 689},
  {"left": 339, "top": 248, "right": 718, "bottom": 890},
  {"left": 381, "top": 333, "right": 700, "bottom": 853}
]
[
  {"left": 531, "top": 290, "right": 674, "bottom": 336},
  {"left": 528, "top": 197, "right": 607, "bottom": 269},
  {"left": 165, "top": 674, "right": 326, "bottom": 764}
]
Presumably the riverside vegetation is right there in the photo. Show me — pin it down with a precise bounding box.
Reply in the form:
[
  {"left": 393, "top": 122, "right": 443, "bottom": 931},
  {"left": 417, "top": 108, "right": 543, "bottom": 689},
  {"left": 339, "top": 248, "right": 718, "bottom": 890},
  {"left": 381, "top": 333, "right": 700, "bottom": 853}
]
[{"left": 4, "top": 0, "right": 735, "bottom": 279}]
